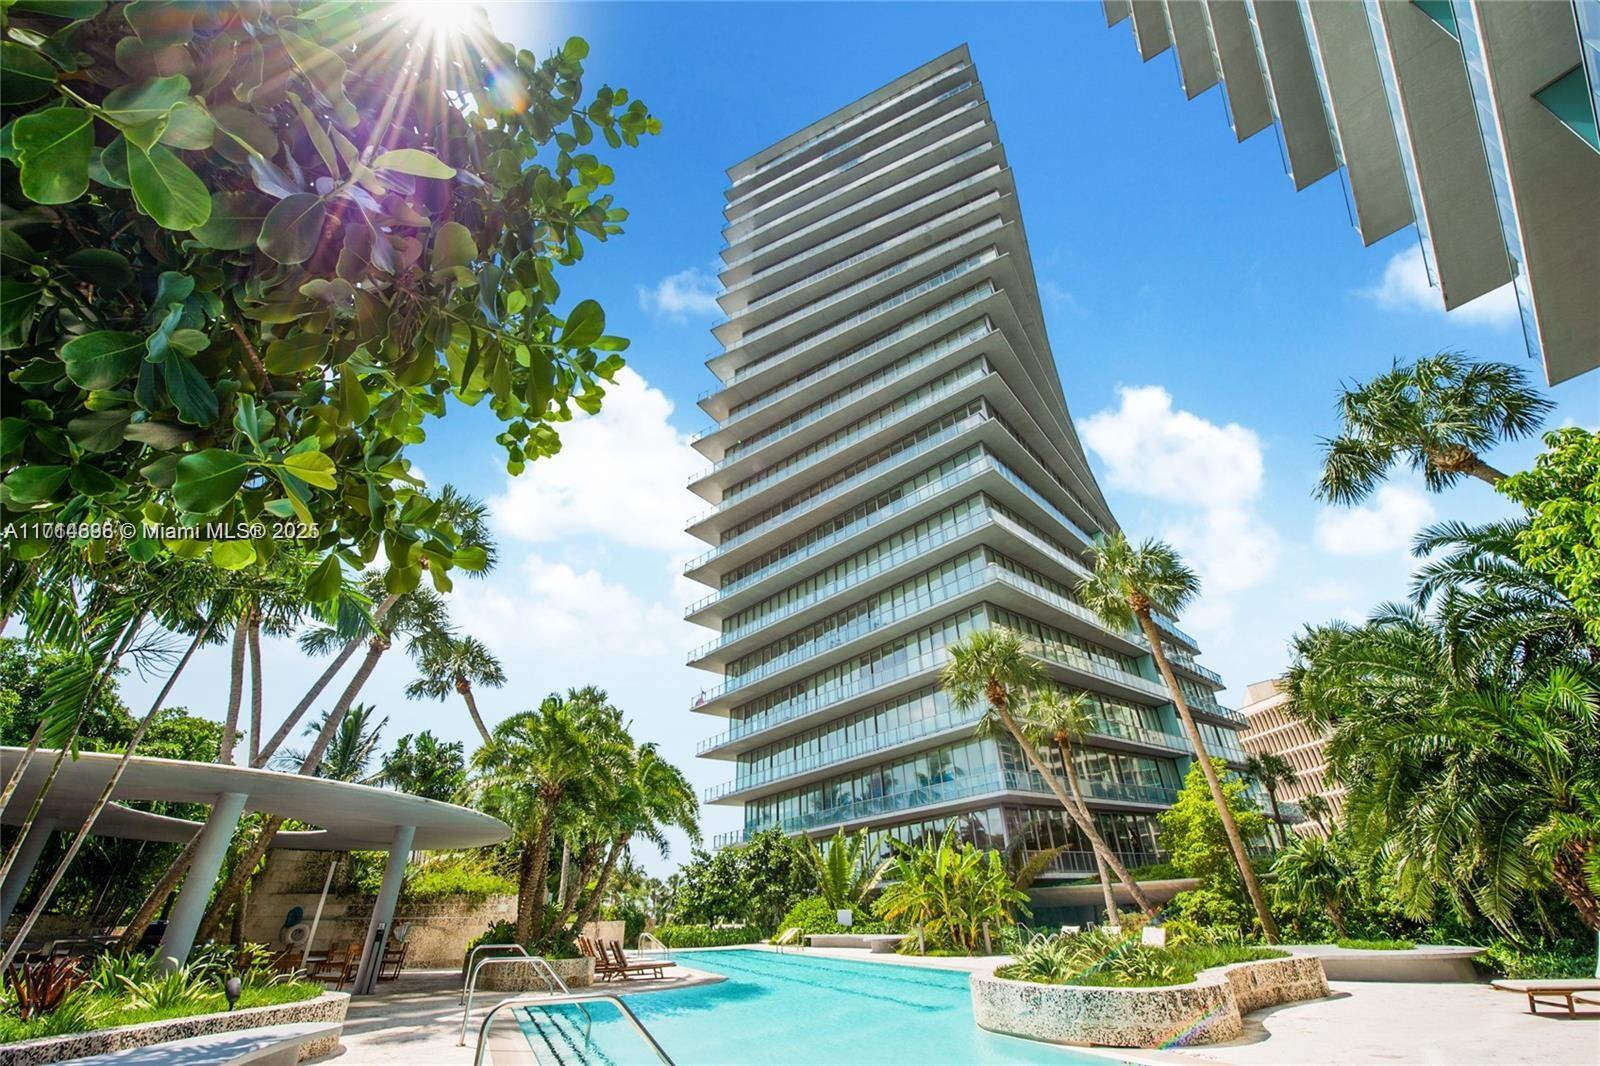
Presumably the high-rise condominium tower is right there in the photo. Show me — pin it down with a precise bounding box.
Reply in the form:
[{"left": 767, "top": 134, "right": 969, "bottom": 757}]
[{"left": 683, "top": 46, "right": 1245, "bottom": 917}]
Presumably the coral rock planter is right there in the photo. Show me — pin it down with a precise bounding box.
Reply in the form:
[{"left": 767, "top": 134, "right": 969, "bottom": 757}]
[
  {"left": 970, "top": 956, "right": 1329, "bottom": 1048},
  {"left": 473, "top": 955, "right": 594, "bottom": 991},
  {"left": 0, "top": 990, "right": 346, "bottom": 1065}
]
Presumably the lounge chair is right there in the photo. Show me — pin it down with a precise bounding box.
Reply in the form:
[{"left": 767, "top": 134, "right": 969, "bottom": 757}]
[
  {"left": 609, "top": 940, "right": 673, "bottom": 980},
  {"left": 578, "top": 936, "right": 631, "bottom": 982},
  {"left": 378, "top": 940, "right": 408, "bottom": 981},
  {"left": 1492, "top": 978, "right": 1600, "bottom": 1016},
  {"left": 304, "top": 943, "right": 361, "bottom": 989}
]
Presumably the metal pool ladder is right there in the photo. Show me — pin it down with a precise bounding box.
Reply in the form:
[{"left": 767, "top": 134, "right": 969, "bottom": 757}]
[
  {"left": 459, "top": 948, "right": 592, "bottom": 1046},
  {"left": 472, "top": 992, "right": 675, "bottom": 1066},
  {"left": 637, "top": 931, "right": 669, "bottom": 956}
]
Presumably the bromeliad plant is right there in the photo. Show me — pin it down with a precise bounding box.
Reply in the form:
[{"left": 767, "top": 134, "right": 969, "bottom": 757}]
[{"left": 1, "top": 1, "right": 656, "bottom": 605}]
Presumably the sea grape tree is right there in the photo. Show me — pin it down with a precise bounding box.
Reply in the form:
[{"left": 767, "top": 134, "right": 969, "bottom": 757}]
[{"left": 0, "top": 0, "right": 657, "bottom": 604}]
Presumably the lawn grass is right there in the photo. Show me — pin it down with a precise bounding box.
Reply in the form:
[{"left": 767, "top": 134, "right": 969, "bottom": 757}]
[{"left": 1334, "top": 937, "right": 1415, "bottom": 951}]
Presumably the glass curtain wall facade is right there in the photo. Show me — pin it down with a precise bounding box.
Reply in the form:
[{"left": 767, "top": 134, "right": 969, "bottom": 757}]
[{"left": 685, "top": 46, "right": 1242, "bottom": 885}]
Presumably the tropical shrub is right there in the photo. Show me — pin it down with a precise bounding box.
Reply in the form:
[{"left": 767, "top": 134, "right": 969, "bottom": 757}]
[
  {"left": 998, "top": 928, "right": 1286, "bottom": 988},
  {"left": 802, "top": 829, "right": 891, "bottom": 910},
  {"left": 1500, "top": 428, "right": 1600, "bottom": 643},
  {"left": 652, "top": 924, "right": 763, "bottom": 949},
  {"left": 672, "top": 827, "right": 810, "bottom": 933},
  {"left": 1334, "top": 938, "right": 1415, "bottom": 951},
  {"left": 401, "top": 853, "right": 514, "bottom": 902},
  {"left": 3, "top": 956, "right": 83, "bottom": 1020},
  {"left": 875, "top": 826, "right": 1026, "bottom": 954},
  {"left": 1473, "top": 938, "right": 1594, "bottom": 979},
  {"left": 0, "top": 2, "right": 655, "bottom": 603},
  {"left": 1270, "top": 832, "right": 1356, "bottom": 938},
  {"left": 777, "top": 896, "right": 892, "bottom": 936},
  {"left": 1158, "top": 758, "right": 1269, "bottom": 921}
]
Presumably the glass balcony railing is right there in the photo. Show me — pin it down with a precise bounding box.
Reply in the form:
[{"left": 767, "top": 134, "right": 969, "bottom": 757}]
[
  {"left": 726, "top": 93, "right": 983, "bottom": 228},
  {"left": 724, "top": 144, "right": 998, "bottom": 270},
  {"left": 698, "top": 365, "right": 990, "bottom": 517},
  {"left": 732, "top": 65, "right": 970, "bottom": 190},
  {"left": 721, "top": 250, "right": 997, "bottom": 390},
  {"left": 1162, "top": 643, "right": 1223, "bottom": 687},
  {"left": 685, "top": 410, "right": 988, "bottom": 570},
  {"left": 698, "top": 321, "right": 995, "bottom": 474},
  {"left": 684, "top": 451, "right": 989, "bottom": 607},
  {"left": 690, "top": 509, "right": 994, "bottom": 661},
  {"left": 716, "top": 768, "right": 1177, "bottom": 845},
  {"left": 1013, "top": 627, "right": 1170, "bottom": 705},
  {"left": 725, "top": 118, "right": 989, "bottom": 251},
  {"left": 1026, "top": 848, "right": 1167, "bottom": 878},
  {"left": 719, "top": 195, "right": 1003, "bottom": 330},
  {"left": 726, "top": 217, "right": 1004, "bottom": 352}
]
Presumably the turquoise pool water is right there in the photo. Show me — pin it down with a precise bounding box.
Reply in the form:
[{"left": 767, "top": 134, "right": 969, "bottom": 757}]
[{"left": 515, "top": 948, "right": 1099, "bottom": 1064}]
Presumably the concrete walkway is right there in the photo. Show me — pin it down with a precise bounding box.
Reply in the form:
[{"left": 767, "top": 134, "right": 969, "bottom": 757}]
[{"left": 1127, "top": 979, "right": 1599, "bottom": 1066}]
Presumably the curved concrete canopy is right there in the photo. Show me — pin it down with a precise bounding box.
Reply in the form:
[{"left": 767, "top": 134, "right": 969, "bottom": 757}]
[{"left": 0, "top": 748, "right": 508, "bottom": 851}]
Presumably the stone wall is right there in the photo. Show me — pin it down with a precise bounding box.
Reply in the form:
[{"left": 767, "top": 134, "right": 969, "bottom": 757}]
[
  {"left": 0, "top": 991, "right": 347, "bottom": 1065},
  {"left": 472, "top": 955, "right": 594, "bottom": 992},
  {"left": 969, "top": 956, "right": 1329, "bottom": 1048}
]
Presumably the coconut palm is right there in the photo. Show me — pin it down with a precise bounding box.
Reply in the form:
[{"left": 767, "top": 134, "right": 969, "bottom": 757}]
[
  {"left": 940, "top": 628, "right": 1158, "bottom": 916},
  {"left": 1081, "top": 532, "right": 1280, "bottom": 941},
  {"left": 1271, "top": 831, "right": 1354, "bottom": 938},
  {"left": 277, "top": 704, "right": 388, "bottom": 783},
  {"left": 1244, "top": 752, "right": 1299, "bottom": 848},
  {"left": 1316, "top": 352, "right": 1552, "bottom": 504},
  {"left": 804, "top": 829, "right": 894, "bottom": 912},
  {"left": 404, "top": 635, "right": 505, "bottom": 745},
  {"left": 1016, "top": 688, "right": 1118, "bottom": 922}
]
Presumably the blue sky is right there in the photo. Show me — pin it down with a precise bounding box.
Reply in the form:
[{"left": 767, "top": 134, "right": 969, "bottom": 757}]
[{"left": 127, "top": 2, "right": 1597, "bottom": 872}]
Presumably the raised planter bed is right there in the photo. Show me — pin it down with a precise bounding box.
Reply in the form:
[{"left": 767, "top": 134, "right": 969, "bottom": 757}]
[
  {"left": 0, "top": 991, "right": 346, "bottom": 1066},
  {"left": 1280, "top": 943, "right": 1482, "bottom": 982},
  {"left": 970, "top": 956, "right": 1329, "bottom": 1048},
  {"left": 473, "top": 955, "right": 594, "bottom": 991}
]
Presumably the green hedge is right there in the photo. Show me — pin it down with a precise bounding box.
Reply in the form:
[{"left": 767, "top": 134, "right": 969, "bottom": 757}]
[
  {"left": 776, "top": 896, "right": 892, "bottom": 936},
  {"left": 653, "top": 924, "right": 764, "bottom": 948}
]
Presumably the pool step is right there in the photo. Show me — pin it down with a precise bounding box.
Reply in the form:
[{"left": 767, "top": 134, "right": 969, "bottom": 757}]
[{"left": 522, "top": 1005, "right": 618, "bottom": 1066}]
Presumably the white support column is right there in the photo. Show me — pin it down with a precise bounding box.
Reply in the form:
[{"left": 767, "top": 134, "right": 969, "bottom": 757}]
[
  {"left": 352, "top": 824, "right": 414, "bottom": 995},
  {"left": 0, "top": 817, "right": 57, "bottom": 931},
  {"left": 158, "top": 791, "right": 247, "bottom": 972}
]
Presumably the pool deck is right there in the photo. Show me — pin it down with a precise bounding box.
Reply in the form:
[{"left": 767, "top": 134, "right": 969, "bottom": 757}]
[{"left": 318, "top": 951, "right": 1599, "bottom": 1065}]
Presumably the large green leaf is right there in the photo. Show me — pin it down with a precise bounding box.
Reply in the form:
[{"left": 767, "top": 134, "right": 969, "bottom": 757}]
[
  {"left": 157, "top": 100, "right": 215, "bottom": 150},
  {"left": 280, "top": 450, "right": 336, "bottom": 489},
  {"left": 0, "top": 43, "right": 57, "bottom": 103},
  {"left": 128, "top": 143, "right": 211, "bottom": 229},
  {"left": 372, "top": 148, "right": 455, "bottom": 178},
  {"left": 2, "top": 465, "right": 70, "bottom": 505},
  {"left": 431, "top": 221, "right": 477, "bottom": 271},
  {"left": 163, "top": 351, "right": 218, "bottom": 424},
  {"left": 61, "top": 249, "right": 135, "bottom": 289},
  {"left": 191, "top": 190, "right": 268, "bottom": 250},
  {"left": 263, "top": 331, "right": 331, "bottom": 374},
  {"left": 172, "top": 448, "right": 248, "bottom": 513},
  {"left": 124, "top": 0, "right": 197, "bottom": 47},
  {"left": 210, "top": 539, "right": 256, "bottom": 570},
  {"left": 67, "top": 409, "right": 133, "bottom": 453},
  {"left": 559, "top": 299, "right": 605, "bottom": 349},
  {"left": 12, "top": 106, "right": 94, "bottom": 204},
  {"left": 100, "top": 74, "right": 190, "bottom": 127},
  {"left": 60, "top": 331, "right": 145, "bottom": 390},
  {"left": 258, "top": 193, "right": 326, "bottom": 264}
]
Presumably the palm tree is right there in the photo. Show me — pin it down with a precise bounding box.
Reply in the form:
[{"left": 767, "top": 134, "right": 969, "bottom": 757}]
[
  {"left": 1299, "top": 793, "right": 1332, "bottom": 835},
  {"left": 278, "top": 704, "right": 388, "bottom": 783},
  {"left": 1244, "top": 752, "right": 1299, "bottom": 848},
  {"left": 940, "top": 628, "right": 1158, "bottom": 916},
  {"left": 1022, "top": 688, "right": 1119, "bottom": 923},
  {"left": 803, "top": 829, "right": 893, "bottom": 912},
  {"left": 1080, "top": 532, "right": 1280, "bottom": 941},
  {"left": 380, "top": 731, "right": 466, "bottom": 801},
  {"left": 1271, "top": 832, "right": 1354, "bottom": 938},
  {"left": 1316, "top": 352, "right": 1552, "bottom": 503},
  {"left": 404, "top": 635, "right": 505, "bottom": 744},
  {"left": 469, "top": 693, "right": 598, "bottom": 944}
]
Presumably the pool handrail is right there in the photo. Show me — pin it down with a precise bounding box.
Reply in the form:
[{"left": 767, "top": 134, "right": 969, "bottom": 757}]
[
  {"left": 471, "top": 992, "right": 676, "bottom": 1066},
  {"left": 638, "top": 931, "right": 669, "bottom": 956},
  {"left": 460, "top": 942, "right": 528, "bottom": 1004},
  {"left": 459, "top": 953, "right": 591, "bottom": 1046}
]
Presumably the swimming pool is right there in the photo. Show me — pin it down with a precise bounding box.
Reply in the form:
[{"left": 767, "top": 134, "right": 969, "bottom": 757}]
[{"left": 516, "top": 948, "right": 1101, "bottom": 1064}]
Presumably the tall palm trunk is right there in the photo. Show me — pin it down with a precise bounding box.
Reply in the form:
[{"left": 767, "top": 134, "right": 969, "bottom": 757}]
[
  {"left": 1433, "top": 446, "right": 1506, "bottom": 487},
  {"left": 457, "top": 678, "right": 491, "bottom": 745},
  {"left": 2, "top": 621, "right": 211, "bottom": 968},
  {"left": 524, "top": 788, "right": 562, "bottom": 945},
  {"left": 246, "top": 610, "right": 264, "bottom": 766},
  {"left": 984, "top": 681, "right": 1157, "bottom": 915},
  {"left": 252, "top": 591, "right": 401, "bottom": 767},
  {"left": 552, "top": 842, "right": 603, "bottom": 940},
  {"left": 1056, "top": 736, "right": 1118, "bottom": 923},
  {"left": 515, "top": 844, "right": 538, "bottom": 944},
  {"left": 1551, "top": 848, "right": 1600, "bottom": 933},
  {"left": 197, "top": 633, "right": 392, "bottom": 941},
  {"left": 216, "top": 621, "right": 249, "bottom": 764},
  {"left": 569, "top": 837, "right": 628, "bottom": 946},
  {"left": 1264, "top": 785, "right": 1285, "bottom": 849},
  {"left": 120, "top": 835, "right": 197, "bottom": 947},
  {"left": 0, "top": 610, "right": 144, "bottom": 890},
  {"left": 1135, "top": 611, "right": 1280, "bottom": 942}
]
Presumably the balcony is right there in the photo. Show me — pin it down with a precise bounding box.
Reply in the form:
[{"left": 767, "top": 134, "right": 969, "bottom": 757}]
[{"left": 713, "top": 768, "right": 1176, "bottom": 847}]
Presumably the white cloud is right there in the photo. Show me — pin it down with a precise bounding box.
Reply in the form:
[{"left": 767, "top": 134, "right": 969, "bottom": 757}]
[
  {"left": 637, "top": 267, "right": 721, "bottom": 321},
  {"left": 489, "top": 368, "right": 702, "bottom": 553},
  {"left": 1039, "top": 280, "right": 1084, "bottom": 315},
  {"left": 1081, "top": 386, "right": 1279, "bottom": 635},
  {"left": 1314, "top": 483, "right": 1436, "bottom": 556},
  {"left": 1361, "top": 244, "right": 1519, "bottom": 327}
]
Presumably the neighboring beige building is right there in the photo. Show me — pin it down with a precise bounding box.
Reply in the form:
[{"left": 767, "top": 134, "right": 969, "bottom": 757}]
[{"left": 1238, "top": 679, "right": 1344, "bottom": 835}]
